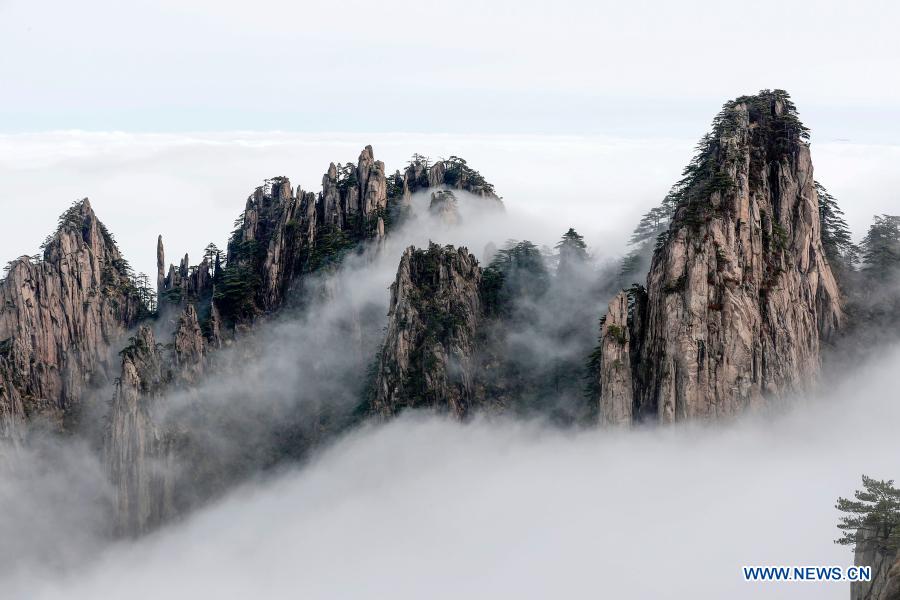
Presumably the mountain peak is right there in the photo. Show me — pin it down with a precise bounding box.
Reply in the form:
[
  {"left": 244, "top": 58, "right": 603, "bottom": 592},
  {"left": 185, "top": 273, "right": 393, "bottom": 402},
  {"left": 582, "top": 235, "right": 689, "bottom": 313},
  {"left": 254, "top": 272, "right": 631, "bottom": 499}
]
[{"left": 595, "top": 91, "right": 842, "bottom": 424}]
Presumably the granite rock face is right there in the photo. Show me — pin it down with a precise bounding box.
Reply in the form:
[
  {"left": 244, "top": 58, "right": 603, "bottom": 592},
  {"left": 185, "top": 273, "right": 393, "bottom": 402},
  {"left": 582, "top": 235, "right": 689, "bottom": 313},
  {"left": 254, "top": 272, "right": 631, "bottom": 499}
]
[
  {"left": 173, "top": 304, "right": 205, "bottom": 384},
  {"left": 105, "top": 303, "right": 207, "bottom": 535},
  {"left": 1, "top": 146, "right": 500, "bottom": 533},
  {"left": 105, "top": 326, "right": 176, "bottom": 536},
  {"left": 0, "top": 200, "right": 142, "bottom": 436},
  {"left": 881, "top": 559, "right": 900, "bottom": 600},
  {"left": 104, "top": 146, "right": 501, "bottom": 532},
  {"left": 429, "top": 190, "right": 460, "bottom": 225},
  {"left": 157, "top": 244, "right": 213, "bottom": 309},
  {"left": 220, "top": 146, "right": 388, "bottom": 319},
  {"left": 402, "top": 155, "right": 503, "bottom": 206},
  {"left": 852, "top": 528, "right": 899, "bottom": 600},
  {"left": 372, "top": 243, "right": 483, "bottom": 419},
  {"left": 596, "top": 91, "right": 842, "bottom": 424},
  {"left": 213, "top": 147, "right": 503, "bottom": 326},
  {"left": 596, "top": 291, "right": 633, "bottom": 426}
]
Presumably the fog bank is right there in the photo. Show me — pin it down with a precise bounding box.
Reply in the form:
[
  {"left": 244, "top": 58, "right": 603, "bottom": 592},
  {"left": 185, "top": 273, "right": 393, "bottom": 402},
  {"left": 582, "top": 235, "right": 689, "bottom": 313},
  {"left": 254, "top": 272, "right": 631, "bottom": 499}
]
[{"left": 7, "top": 344, "right": 899, "bottom": 600}]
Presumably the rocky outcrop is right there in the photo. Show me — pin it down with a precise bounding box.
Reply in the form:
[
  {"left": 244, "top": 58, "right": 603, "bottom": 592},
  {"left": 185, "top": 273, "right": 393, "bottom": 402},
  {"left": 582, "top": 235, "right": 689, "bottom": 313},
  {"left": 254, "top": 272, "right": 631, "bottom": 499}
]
[
  {"left": 403, "top": 155, "right": 503, "bottom": 206},
  {"left": 0, "top": 200, "right": 142, "bottom": 435},
  {"left": 880, "top": 559, "right": 900, "bottom": 600},
  {"left": 852, "top": 528, "right": 899, "bottom": 600},
  {"left": 157, "top": 243, "right": 213, "bottom": 308},
  {"left": 596, "top": 292, "right": 633, "bottom": 426},
  {"left": 105, "top": 326, "right": 175, "bottom": 536},
  {"left": 218, "top": 146, "right": 389, "bottom": 321},
  {"left": 156, "top": 235, "right": 165, "bottom": 300},
  {"left": 372, "top": 243, "right": 483, "bottom": 418},
  {"left": 106, "top": 304, "right": 206, "bottom": 535},
  {"left": 0, "top": 362, "right": 24, "bottom": 440},
  {"left": 595, "top": 90, "right": 842, "bottom": 424},
  {"left": 101, "top": 147, "right": 498, "bottom": 530},
  {"left": 357, "top": 145, "right": 388, "bottom": 218},
  {"left": 429, "top": 190, "right": 460, "bottom": 225},
  {"left": 173, "top": 304, "right": 205, "bottom": 384},
  {"left": 318, "top": 146, "right": 387, "bottom": 232},
  {"left": 214, "top": 147, "right": 501, "bottom": 326}
]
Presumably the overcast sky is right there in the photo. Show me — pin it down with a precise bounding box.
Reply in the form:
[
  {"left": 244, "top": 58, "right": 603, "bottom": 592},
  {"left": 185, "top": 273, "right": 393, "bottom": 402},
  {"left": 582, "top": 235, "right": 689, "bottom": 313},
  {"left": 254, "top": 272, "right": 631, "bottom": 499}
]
[
  {"left": 1, "top": 0, "right": 898, "bottom": 273},
  {"left": 2, "top": 0, "right": 900, "bottom": 139}
]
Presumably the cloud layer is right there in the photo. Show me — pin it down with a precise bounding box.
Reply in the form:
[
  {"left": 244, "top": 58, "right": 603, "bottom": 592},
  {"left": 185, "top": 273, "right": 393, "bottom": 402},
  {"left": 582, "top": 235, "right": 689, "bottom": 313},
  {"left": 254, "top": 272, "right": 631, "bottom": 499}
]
[{"left": 6, "top": 341, "right": 897, "bottom": 600}]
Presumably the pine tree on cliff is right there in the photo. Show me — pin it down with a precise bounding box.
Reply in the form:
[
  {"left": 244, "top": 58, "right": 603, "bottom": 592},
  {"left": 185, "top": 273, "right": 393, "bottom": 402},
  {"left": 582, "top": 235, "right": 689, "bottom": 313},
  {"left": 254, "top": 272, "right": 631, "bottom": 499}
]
[
  {"left": 860, "top": 215, "right": 900, "bottom": 279},
  {"left": 203, "top": 243, "right": 221, "bottom": 267},
  {"left": 816, "top": 182, "right": 858, "bottom": 276},
  {"left": 836, "top": 475, "right": 900, "bottom": 552},
  {"left": 619, "top": 192, "right": 678, "bottom": 284}
]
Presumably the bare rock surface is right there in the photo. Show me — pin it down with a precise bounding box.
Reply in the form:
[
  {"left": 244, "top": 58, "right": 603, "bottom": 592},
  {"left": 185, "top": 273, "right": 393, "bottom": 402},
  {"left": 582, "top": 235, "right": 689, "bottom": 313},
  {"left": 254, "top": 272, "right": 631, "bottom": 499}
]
[
  {"left": 596, "top": 291, "right": 633, "bottom": 426},
  {"left": 0, "top": 200, "right": 141, "bottom": 435},
  {"left": 105, "top": 326, "right": 175, "bottom": 536},
  {"left": 372, "top": 243, "right": 483, "bottom": 418},
  {"left": 596, "top": 90, "right": 842, "bottom": 424},
  {"left": 428, "top": 190, "right": 460, "bottom": 225},
  {"left": 105, "top": 304, "right": 207, "bottom": 534}
]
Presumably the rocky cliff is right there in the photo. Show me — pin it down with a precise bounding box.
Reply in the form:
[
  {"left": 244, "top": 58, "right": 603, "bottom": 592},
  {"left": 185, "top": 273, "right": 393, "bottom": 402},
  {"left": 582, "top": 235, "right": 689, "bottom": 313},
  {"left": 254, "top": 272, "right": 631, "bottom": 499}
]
[
  {"left": 214, "top": 146, "right": 388, "bottom": 322},
  {"left": 0, "top": 200, "right": 143, "bottom": 436},
  {"left": 852, "top": 528, "right": 900, "bottom": 600},
  {"left": 103, "top": 147, "right": 500, "bottom": 532},
  {"left": 400, "top": 155, "right": 503, "bottom": 206},
  {"left": 596, "top": 90, "right": 842, "bottom": 424},
  {"left": 105, "top": 303, "right": 207, "bottom": 534},
  {"left": 0, "top": 146, "right": 500, "bottom": 531},
  {"left": 596, "top": 291, "right": 633, "bottom": 427},
  {"left": 428, "top": 190, "right": 460, "bottom": 225},
  {"left": 372, "top": 243, "right": 483, "bottom": 418},
  {"left": 157, "top": 243, "right": 213, "bottom": 309},
  {"left": 204, "top": 147, "right": 502, "bottom": 328},
  {"left": 105, "top": 326, "right": 176, "bottom": 535}
]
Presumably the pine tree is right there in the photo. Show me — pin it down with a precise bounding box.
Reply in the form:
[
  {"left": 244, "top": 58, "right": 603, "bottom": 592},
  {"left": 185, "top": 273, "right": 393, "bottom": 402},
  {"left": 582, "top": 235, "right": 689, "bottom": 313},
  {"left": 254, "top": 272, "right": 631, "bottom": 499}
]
[
  {"left": 557, "top": 228, "right": 587, "bottom": 255},
  {"left": 132, "top": 271, "right": 156, "bottom": 315},
  {"left": 836, "top": 475, "right": 900, "bottom": 552},
  {"left": 860, "top": 215, "right": 900, "bottom": 279},
  {"left": 629, "top": 194, "right": 677, "bottom": 247},
  {"left": 203, "top": 242, "right": 221, "bottom": 266},
  {"left": 482, "top": 240, "right": 549, "bottom": 316},
  {"left": 619, "top": 191, "right": 678, "bottom": 284},
  {"left": 556, "top": 228, "right": 588, "bottom": 278},
  {"left": 816, "top": 182, "right": 858, "bottom": 271}
]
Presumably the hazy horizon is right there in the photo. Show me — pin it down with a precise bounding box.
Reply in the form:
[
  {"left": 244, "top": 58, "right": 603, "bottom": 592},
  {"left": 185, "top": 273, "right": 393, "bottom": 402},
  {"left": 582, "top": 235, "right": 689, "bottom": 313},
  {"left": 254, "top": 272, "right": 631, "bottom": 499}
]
[
  {"left": 3, "top": 0, "right": 900, "bottom": 139},
  {"left": 1, "top": 130, "right": 898, "bottom": 279}
]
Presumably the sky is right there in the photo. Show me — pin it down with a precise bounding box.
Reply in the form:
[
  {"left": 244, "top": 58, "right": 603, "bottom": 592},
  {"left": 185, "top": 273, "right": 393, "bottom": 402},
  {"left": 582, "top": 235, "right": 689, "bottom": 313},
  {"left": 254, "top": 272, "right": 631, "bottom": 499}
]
[
  {"left": 1, "top": 0, "right": 899, "bottom": 274},
  {"left": 1, "top": 0, "right": 900, "bottom": 138}
]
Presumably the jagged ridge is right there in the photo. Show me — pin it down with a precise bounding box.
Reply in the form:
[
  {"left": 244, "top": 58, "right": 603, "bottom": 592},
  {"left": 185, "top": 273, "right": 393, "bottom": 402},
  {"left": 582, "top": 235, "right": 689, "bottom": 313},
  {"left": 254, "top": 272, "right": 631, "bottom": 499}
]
[{"left": 0, "top": 199, "right": 144, "bottom": 436}]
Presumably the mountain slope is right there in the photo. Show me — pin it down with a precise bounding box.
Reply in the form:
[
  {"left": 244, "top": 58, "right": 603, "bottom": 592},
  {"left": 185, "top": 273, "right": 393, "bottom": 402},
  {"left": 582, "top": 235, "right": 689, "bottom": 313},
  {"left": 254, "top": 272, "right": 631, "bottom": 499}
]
[
  {"left": 596, "top": 90, "right": 842, "bottom": 423},
  {"left": 0, "top": 200, "right": 144, "bottom": 436}
]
